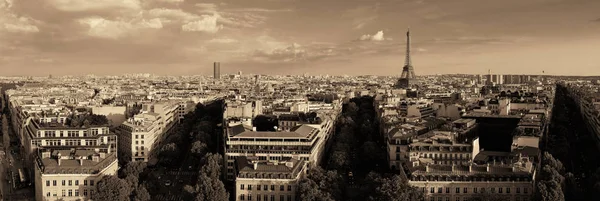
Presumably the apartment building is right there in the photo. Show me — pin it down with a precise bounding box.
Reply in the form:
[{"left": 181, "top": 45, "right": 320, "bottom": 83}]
[
  {"left": 224, "top": 117, "right": 334, "bottom": 181},
  {"left": 409, "top": 154, "right": 535, "bottom": 201},
  {"left": 234, "top": 157, "right": 307, "bottom": 201},
  {"left": 34, "top": 147, "right": 118, "bottom": 201},
  {"left": 116, "top": 100, "right": 182, "bottom": 163},
  {"left": 7, "top": 101, "right": 117, "bottom": 171},
  {"left": 407, "top": 134, "right": 536, "bottom": 201}
]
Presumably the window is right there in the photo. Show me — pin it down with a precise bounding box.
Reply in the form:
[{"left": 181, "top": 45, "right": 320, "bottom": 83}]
[
  {"left": 480, "top": 188, "right": 485, "bottom": 193},
  {"left": 507, "top": 187, "right": 510, "bottom": 194},
  {"left": 84, "top": 189, "right": 88, "bottom": 196},
  {"left": 516, "top": 188, "right": 521, "bottom": 194},
  {"left": 62, "top": 180, "right": 66, "bottom": 186},
  {"left": 248, "top": 194, "right": 252, "bottom": 200},
  {"left": 271, "top": 185, "right": 275, "bottom": 191},
  {"left": 280, "top": 195, "right": 284, "bottom": 201},
  {"left": 240, "top": 194, "right": 245, "bottom": 200},
  {"left": 491, "top": 188, "right": 495, "bottom": 193},
  {"left": 499, "top": 188, "right": 502, "bottom": 193},
  {"left": 84, "top": 180, "right": 88, "bottom": 186},
  {"left": 241, "top": 184, "right": 245, "bottom": 190},
  {"left": 53, "top": 180, "right": 57, "bottom": 186},
  {"left": 75, "top": 190, "right": 79, "bottom": 196},
  {"left": 248, "top": 185, "right": 252, "bottom": 190},
  {"left": 396, "top": 146, "right": 400, "bottom": 152},
  {"left": 396, "top": 154, "right": 400, "bottom": 160},
  {"left": 258, "top": 185, "right": 261, "bottom": 191},
  {"left": 456, "top": 197, "right": 460, "bottom": 201},
  {"left": 456, "top": 188, "right": 460, "bottom": 193},
  {"left": 90, "top": 180, "right": 95, "bottom": 186},
  {"left": 446, "top": 188, "right": 450, "bottom": 193},
  {"left": 524, "top": 188, "right": 528, "bottom": 194},
  {"left": 62, "top": 190, "right": 66, "bottom": 197},
  {"left": 463, "top": 188, "right": 467, "bottom": 193},
  {"left": 270, "top": 195, "right": 275, "bottom": 201},
  {"left": 264, "top": 195, "right": 268, "bottom": 201},
  {"left": 431, "top": 197, "right": 435, "bottom": 201},
  {"left": 46, "top": 180, "right": 50, "bottom": 186},
  {"left": 431, "top": 187, "right": 435, "bottom": 193},
  {"left": 257, "top": 194, "right": 261, "bottom": 201},
  {"left": 264, "top": 185, "right": 268, "bottom": 191},
  {"left": 69, "top": 180, "right": 72, "bottom": 186},
  {"left": 75, "top": 180, "right": 79, "bottom": 185},
  {"left": 474, "top": 188, "right": 477, "bottom": 193},
  {"left": 445, "top": 197, "right": 449, "bottom": 201},
  {"left": 288, "top": 185, "right": 292, "bottom": 191},
  {"left": 68, "top": 190, "right": 72, "bottom": 196},
  {"left": 280, "top": 185, "right": 284, "bottom": 191},
  {"left": 438, "top": 188, "right": 442, "bottom": 193},
  {"left": 46, "top": 192, "right": 50, "bottom": 197},
  {"left": 287, "top": 195, "right": 292, "bottom": 201}
]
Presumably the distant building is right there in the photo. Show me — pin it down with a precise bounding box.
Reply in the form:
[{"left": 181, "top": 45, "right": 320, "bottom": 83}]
[{"left": 214, "top": 62, "right": 221, "bottom": 80}]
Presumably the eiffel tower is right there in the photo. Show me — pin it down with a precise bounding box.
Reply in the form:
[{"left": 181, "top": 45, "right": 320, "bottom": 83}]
[{"left": 396, "top": 28, "right": 416, "bottom": 89}]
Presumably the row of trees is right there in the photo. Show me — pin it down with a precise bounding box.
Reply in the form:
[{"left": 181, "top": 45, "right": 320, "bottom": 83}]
[
  {"left": 93, "top": 100, "right": 229, "bottom": 201},
  {"left": 539, "top": 84, "right": 600, "bottom": 200},
  {"left": 298, "top": 96, "right": 423, "bottom": 201}
]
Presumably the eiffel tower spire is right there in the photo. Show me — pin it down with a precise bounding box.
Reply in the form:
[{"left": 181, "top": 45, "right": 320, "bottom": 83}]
[{"left": 404, "top": 27, "right": 411, "bottom": 67}]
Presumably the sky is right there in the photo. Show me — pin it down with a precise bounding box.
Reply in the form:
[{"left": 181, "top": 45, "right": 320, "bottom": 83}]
[{"left": 1, "top": 0, "right": 600, "bottom": 76}]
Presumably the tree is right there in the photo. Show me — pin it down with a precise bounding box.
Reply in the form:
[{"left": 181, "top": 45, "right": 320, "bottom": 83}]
[
  {"left": 536, "top": 180, "right": 565, "bottom": 201},
  {"left": 200, "top": 153, "right": 222, "bottom": 179},
  {"left": 195, "top": 173, "right": 228, "bottom": 201},
  {"left": 93, "top": 175, "right": 132, "bottom": 201},
  {"left": 362, "top": 172, "right": 424, "bottom": 201},
  {"left": 328, "top": 151, "right": 349, "bottom": 170},
  {"left": 132, "top": 185, "right": 151, "bottom": 201},
  {"left": 191, "top": 141, "right": 208, "bottom": 158},
  {"left": 297, "top": 178, "right": 335, "bottom": 201}
]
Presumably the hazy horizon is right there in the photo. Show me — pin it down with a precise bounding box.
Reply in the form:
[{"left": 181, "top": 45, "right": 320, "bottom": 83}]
[{"left": 2, "top": 0, "right": 600, "bottom": 76}]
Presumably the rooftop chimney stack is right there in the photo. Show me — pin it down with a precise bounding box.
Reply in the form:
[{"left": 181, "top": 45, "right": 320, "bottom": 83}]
[{"left": 253, "top": 161, "right": 258, "bottom": 170}]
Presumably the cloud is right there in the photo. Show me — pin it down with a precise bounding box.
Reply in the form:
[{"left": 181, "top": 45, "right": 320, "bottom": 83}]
[
  {"left": 228, "top": 8, "right": 292, "bottom": 12},
  {"left": 208, "top": 37, "right": 238, "bottom": 43},
  {"left": 1, "top": 1, "right": 40, "bottom": 33},
  {"left": 155, "top": 0, "right": 183, "bottom": 3},
  {"left": 47, "top": 0, "right": 141, "bottom": 12},
  {"left": 3, "top": 18, "right": 39, "bottom": 33},
  {"left": 181, "top": 14, "right": 222, "bottom": 33},
  {"left": 359, "top": 30, "right": 387, "bottom": 41},
  {"left": 147, "top": 8, "right": 198, "bottom": 22},
  {"left": 78, "top": 16, "right": 162, "bottom": 39}
]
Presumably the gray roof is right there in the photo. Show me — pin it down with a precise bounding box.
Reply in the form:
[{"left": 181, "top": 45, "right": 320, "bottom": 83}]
[{"left": 229, "top": 124, "right": 317, "bottom": 139}]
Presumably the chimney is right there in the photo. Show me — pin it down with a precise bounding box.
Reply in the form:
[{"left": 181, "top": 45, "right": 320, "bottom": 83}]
[
  {"left": 79, "top": 159, "right": 83, "bottom": 166},
  {"left": 451, "top": 164, "right": 456, "bottom": 172},
  {"left": 253, "top": 161, "right": 258, "bottom": 170},
  {"left": 252, "top": 127, "right": 257, "bottom": 131},
  {"left": 285, "top": 162, "right": 294, "bottom": 168},
  {"left": 486, "top": 163, "right": 491, "bottom": 172},
  {"left": 469, "top": 164, "right": 472, "bottom": 172},
  {"left": 425, "top": 164, "right": 430, "bottom": 172},
  {"left": 57, "top": 157, "right": 61, "bottom": 166}
]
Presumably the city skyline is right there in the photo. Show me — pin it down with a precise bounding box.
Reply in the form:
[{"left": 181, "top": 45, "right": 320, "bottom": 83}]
[{"left": 2, "top": 0, "right": 600, "bottom": 76}]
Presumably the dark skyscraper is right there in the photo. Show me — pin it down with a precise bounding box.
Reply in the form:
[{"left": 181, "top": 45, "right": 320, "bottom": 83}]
[
  {"left": 396, "top": 28, "right": 416, "bottom": 89},
  {"left": 214, "top": 62, "right": 220, "bottom": 79}
]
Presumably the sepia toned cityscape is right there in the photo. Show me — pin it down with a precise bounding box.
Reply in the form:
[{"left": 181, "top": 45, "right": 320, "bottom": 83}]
[{"left": 2, "top": 0, "right": 600, "bottom": 201}]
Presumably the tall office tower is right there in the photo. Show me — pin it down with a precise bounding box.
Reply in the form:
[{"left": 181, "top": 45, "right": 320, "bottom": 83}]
[
  {"left": 214, "top": 62, "right": 221, "bottom": 79},
  {"left": 396, "top": 28, "right": 416, "bottom": 89}
]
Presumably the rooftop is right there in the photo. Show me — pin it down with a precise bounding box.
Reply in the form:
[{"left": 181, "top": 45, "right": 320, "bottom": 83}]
[{"left": 36, "top": 148, "right": 117, "bottom": 175}]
